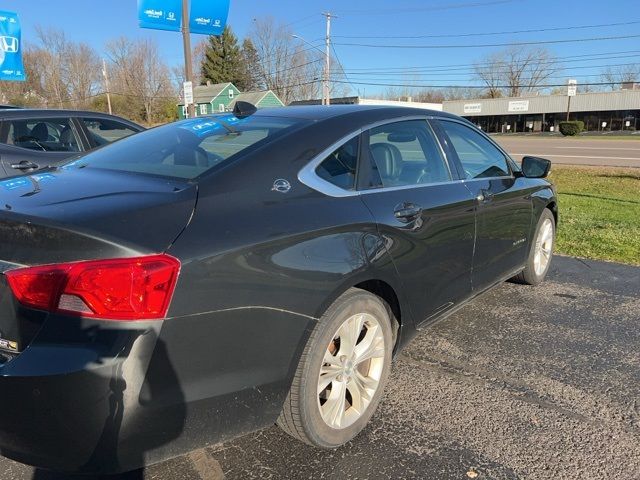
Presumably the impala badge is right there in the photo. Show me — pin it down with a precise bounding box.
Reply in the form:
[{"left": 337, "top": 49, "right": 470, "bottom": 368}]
[{"left": 272, "top": 179, "right": 291, "bottom": 193}]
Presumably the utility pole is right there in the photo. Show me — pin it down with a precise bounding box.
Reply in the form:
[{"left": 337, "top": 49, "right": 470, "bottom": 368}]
[
  {"left": 182, "top": 0, "right": 195, "bottom": 118},
  {"left": 322, "top": 12, "right": 337, "bottom": 106},
  {"left": 102, "top": 59, "right": 112, "bottom": 115}
]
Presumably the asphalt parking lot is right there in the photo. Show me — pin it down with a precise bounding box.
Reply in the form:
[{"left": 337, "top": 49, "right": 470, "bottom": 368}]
[
  {"left": 2, "top": 255, "right": 638, "bottom": 480},
  {"left": 493, "top": 136, "right": 640, "bottom": 168}
]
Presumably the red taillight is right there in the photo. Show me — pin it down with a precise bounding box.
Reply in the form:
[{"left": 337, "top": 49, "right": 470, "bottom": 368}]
[{"left": 5, "top": 255, "right": 180, "bottom": 320}]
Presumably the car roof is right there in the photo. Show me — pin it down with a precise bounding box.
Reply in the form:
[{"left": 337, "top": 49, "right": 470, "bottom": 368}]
[
  {"left": 0, "top": 108, "right": 143, "bottom": 125},
  {"left": 251, "top": 104, "right": 461, "bottom": 122}
]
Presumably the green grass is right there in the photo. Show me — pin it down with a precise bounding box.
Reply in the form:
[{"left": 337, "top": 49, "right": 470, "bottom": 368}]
[{"left": 549, "top": 166, "right": 640, "bottom": 265}]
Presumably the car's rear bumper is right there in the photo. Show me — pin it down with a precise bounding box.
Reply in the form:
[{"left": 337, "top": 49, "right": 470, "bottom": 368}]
[{"left": 0, "top": 308, "right": 313, "bottom": 474}]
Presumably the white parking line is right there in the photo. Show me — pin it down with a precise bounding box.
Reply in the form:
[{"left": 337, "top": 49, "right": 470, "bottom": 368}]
[
  {"left": 509, "top": 153, "right": 640, "bottom": 160},
  {"left": 554, "top": 146, "right": 640, "bottom": 151}
]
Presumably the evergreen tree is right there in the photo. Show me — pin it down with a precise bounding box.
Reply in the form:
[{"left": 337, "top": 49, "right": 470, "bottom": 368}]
[
  {"left": 239, "top": 38, "right": 264, "bottom": 91},
  {"left": 200, "top": 26, "right": 244, "bottom": 87}
]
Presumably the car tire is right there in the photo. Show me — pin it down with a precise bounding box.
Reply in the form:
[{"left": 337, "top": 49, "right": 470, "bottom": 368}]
[
  {"left": 511, "top": 208, "right": 555, "bottom": 286},
  {"left": 277, "top": 288, "right": 393, "bottom": 448}
]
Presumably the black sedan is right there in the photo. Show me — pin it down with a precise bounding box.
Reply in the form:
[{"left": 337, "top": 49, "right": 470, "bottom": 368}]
[
  {"left": 0, "top": 104, "right": 556, "bottom": 475},
  {"left": 0, "top": 108, "right": 143, "bottom": 178}
]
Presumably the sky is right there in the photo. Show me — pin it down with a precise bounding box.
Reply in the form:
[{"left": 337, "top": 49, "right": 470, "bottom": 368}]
[{"left": 2, "top": 0, "right": 639, "bottom": 96}]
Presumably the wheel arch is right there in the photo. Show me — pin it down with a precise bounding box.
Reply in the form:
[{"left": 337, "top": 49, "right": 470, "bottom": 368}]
[
  {"left": 315, "top": 274, "right": 411, "bottom": 354},
  {"left": 546, "top": 200, "right": 558, "bottom": 226}
]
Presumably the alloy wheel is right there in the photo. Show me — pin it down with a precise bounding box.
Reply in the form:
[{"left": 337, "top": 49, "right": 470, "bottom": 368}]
[
  {"left": 317, "top": 312, "right": 385, "bottom": 429},
  {"left": 534, "top": 218, "right": 554, "bottom": 276}
]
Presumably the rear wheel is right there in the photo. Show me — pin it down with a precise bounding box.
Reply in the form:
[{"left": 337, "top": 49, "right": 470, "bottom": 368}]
[
  {"left": 277, "top": 288, "right": 393, "bottom": 448},
  {"left": 512, "top": 208, "right": 555, "bottom": 285}
]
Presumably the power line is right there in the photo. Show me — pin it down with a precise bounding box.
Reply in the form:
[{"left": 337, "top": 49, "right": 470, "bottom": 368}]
[
  {"left": 341, "top": 50, "right": 640, "bottom": 72},
  {"left": 338, "top": 61, "right": 640, "bottom": 78},
  {"left": 334, "top": 0, "right": 515, "bottom": 16},
  {"left": 329, "top": 71, "right": 631, "bottom": 83},
  {"left": 332, "top": 20, "right": 640, "bottom": 39},
  {"left": 330, "top": 43, "right": 358, "bottom": 94},
  {"left": 333, "top": 33, "right": 640, "bottom": 49},
  {"left": 330, "top": 79, "right": 633, "bottom": 89}
]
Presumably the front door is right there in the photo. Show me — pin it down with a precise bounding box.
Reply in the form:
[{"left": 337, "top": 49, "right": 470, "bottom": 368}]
[
  {"left": 358, "top": 119, "right": 476, "bottom": 325},
  {"left": 435, "top": 119, "right": 532, "bottom": 291}
]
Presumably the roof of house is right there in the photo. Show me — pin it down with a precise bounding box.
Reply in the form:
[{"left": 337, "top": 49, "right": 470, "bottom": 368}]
[
  {"left": 191, "top": 82, "right": 233, "bottom": 104},
  {"left": 228, "top": 91, "right": 282, "bottom": 109}
]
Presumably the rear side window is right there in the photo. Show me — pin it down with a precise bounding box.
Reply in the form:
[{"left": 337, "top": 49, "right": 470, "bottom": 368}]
[
  {"left": 5, "top": 118, "right": 81, "bottom": 152},
  {"left": 315, "top": 136, "right": 359, "bottom": 190},
  {"left": 438, "top": 120, "right": 510, "bottom": 179},
  {"left": 366, "top": 120, "right": 451, "bottom": 189},
  {"left": 81, "top": 118, "right": 139, "bottom": 147},
  {"left": 67, "top": 115, "right": 303, "bottom": 180}
]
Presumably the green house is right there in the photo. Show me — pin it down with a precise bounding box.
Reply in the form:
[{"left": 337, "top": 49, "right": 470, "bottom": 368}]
[
  {"left": 228, "top": 91, "right": 284, "bottom": 110},
  {"left": 177, "top": 82, "right": 284, "bottom": 119},
  {"left": 178, "top": 82, "right": 241, "bottom": 119}
]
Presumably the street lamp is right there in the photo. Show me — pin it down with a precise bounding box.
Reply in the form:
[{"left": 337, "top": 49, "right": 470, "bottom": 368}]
[{"left": 292, "top": 34, "right": 330, "bottom": 105}]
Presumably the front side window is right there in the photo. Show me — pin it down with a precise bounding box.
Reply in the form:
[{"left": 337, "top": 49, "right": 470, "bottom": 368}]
[
  {"left": 315, "top": 135, "right": 359, "bottom": 191},
  {"left": 81, "top": 118, "right": 138, "bottom": 147},
  {"left": 5, "top": 118, "right": 81, "bottom": 152},
  {"left": 366, "top": 120, "right": 451, "bottom": 188},
  {"left": 438, "top": 120, "right": 510, "bottom": 179},
  {"left": 65, "top": 114, "right": 304, "bottom": 180}
]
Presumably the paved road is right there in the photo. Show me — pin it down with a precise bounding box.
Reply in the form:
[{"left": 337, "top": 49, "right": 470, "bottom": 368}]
[
  {"left": 2, "top": 256, "right": 639, "bottom": 480},
  {"left": 493, "top": 136, "right": 640, "bottom": 168}
]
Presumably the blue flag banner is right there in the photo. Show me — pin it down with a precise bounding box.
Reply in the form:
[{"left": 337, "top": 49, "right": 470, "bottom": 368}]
[
  {"left": 0, "top": 11, "right": 26, "bottom": 82},
  {"left": 138, "top": 0, "right": 182, "bottom": 32},
  {"left": 189, "top": 0, "right": 230, "bottom": 36}
]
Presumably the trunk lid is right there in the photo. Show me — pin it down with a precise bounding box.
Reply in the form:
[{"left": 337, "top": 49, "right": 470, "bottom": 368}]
[
  {"left": 0, "top": 167, "right": 197, "bottom": 265},
  {"left": 0, "top": 168, "right": 197, "bottom": 356}
]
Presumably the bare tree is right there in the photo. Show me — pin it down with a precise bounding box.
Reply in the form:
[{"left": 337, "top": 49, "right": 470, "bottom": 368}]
[
  {"left": 602, "top": 64, "right": 640, "bottom": 90},
  {"left": 5, "top": 27, "right": 102, "bottom": 108},
  {"left": 249, "top": 17, "right": 324, "bottom": 104},
  {"left": 66, "top": 42, "right": 101, "bottom": 108},
  {"left": 106, "top": 37, "right": 175, "bottom": 123},
  {"left": 34, "top": 26, "right": 72, "bottom": 107},
  {"left": 475, "top": 46, "right": 561, "bottom": 97}
]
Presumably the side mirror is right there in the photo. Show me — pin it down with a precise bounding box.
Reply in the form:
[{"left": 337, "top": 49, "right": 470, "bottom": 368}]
[{"left": 521, "top": 156, "right": 551, "bottom": 178}]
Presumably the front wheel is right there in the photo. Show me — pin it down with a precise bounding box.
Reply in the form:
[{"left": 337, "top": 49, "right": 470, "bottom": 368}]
[
  {"left": 277, "top": 288, "right": 393, "bottom": 448},
  {"left": 512, "top": 208, "right": 555, "bottom": 285}
]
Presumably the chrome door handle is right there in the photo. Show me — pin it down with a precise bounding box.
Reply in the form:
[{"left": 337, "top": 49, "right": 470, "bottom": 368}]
[
  {"left": 11, "top": 161, "right": 39, "bottom": 170},
  {"left": 394, "top": 202, "right": 422, "bottom": 223},
  {"left": 476, "top": 189, "right": 494, "bottom": 203}
]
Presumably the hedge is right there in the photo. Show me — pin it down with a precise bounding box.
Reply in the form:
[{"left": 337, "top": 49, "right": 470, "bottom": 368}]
[{"left": 558, "top": 121, "right": 584, "bottom": 136}]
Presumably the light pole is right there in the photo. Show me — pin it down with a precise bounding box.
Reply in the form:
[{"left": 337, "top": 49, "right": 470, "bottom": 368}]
[{"left": 292, "top": 33, "right": 330, "bottom": 105}]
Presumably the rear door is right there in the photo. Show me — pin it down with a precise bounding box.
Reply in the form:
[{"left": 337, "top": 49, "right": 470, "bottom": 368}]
[
  {"left": 358, "top": 118, "right": 476, "bottom": 325},
  {"left": 0, "top": 116, "right": 84, "bottom": 176},
  {"left": 434, "top": 119, "right": 532, "bottom": 291}
]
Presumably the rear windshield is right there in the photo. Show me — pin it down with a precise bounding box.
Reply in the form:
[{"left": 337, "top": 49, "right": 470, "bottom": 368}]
[{"left": 63, "top": 114, "right": 303, "bottom": 179}]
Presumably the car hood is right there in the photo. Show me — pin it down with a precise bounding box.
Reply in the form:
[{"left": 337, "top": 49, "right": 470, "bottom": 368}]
[{"left": 0, "top": 167, "right": 197, "bottom": 265}]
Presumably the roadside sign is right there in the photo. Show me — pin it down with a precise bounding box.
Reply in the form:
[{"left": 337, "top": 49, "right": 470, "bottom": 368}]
[
  {"left": 508, "top": 100, "right": 529, "bottom": 112},
  {"left": 567, "top": 79, "right": 577, "bottom": 97},
  {"left": 463, "top": 103, "right": 482, "bottom": 114},
  {"left": 0, "top": 11, "right": 25, "bottom": 82},
  {"left": 183, "top": 81, "right": 194, "bottom": 105},
  {"left": 138, "top": 0, "right": 182, "bottom": 32},
  {"left": 190, "top": 0, "right": 231, "bottom": 36}
]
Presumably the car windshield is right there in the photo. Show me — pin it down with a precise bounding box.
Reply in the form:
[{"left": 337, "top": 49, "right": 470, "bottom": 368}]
[{"left": 62, "top": 114, "right": 303, "bottom": 180}]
